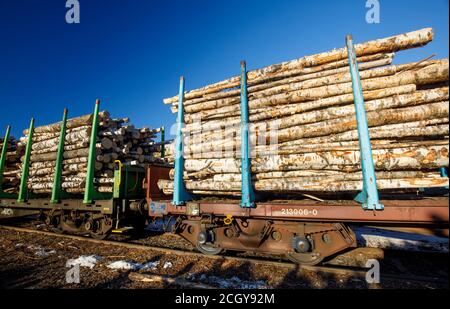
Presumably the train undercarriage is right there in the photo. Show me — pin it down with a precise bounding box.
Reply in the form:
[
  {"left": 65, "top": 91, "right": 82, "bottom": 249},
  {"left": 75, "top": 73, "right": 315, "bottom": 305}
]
[{"left": 1, "top": 164, "right": 448, "bottom": 266}]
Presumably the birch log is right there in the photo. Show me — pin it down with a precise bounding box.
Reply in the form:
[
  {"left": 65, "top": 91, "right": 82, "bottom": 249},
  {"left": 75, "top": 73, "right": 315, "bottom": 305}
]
[
  {"left": 184, "top": 88, "right": 448, "bottom": 145},
  {"left": 182, "top": 60, "right": 448, "bottom": 120},
  {"left": 184, "top": 84, "right": 418, "bottom": 132},
  {"left": 23, "top": 111, "right": 110, "bottom": 135},
  {"left": 19, "top": 110, "right": 169, "bottom": 194},
  {"left": 172, "top": 55, "right": 395, "bottom": 113},
  {"left": 159, "top": 40, "right": 449, "bottom": 197},
  {"left": 164, "top": 28, "right": 433, "bottom": 103},
  {"left": 158, "top": 177, "right": 448, "bottom": 193}
]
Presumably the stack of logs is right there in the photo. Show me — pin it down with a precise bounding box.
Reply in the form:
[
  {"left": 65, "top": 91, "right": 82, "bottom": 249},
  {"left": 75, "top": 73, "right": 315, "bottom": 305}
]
[
  {"left": 0, "top": 136, "right": 24, "bottom": 193},
  {"left": 19, "top": 112, "right": 166, "bottom": 195},
  {"left": 158, "top": 27, "right": 449, "bottom": 197}
]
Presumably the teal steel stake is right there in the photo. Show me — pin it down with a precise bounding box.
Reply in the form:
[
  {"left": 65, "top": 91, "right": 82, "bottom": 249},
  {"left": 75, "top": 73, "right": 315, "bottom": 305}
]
[
  {"left": 18, "top": 118, "right": 34, "bottom": 203},
  {"left": 172, "top": 76, "right": 194, "bottom": 205},
  {"left": 83, "top": 99, "right": 100, "bottom": 204},
  {"left": 0, "top": 126, "right": 11, "bottom": 190},
  {"left": 239, "top": 61, "right": 256, "bottom": 208},
  {"left": 51, "top": 108, "right": 68, "bottom": 204},
  {"left": 346, "top": 35, "right": 383, "bottom": 210},
  {"left": 440, "top": 167, "right": 448, "bottom": 189},
  {"left": 160, "top": 126, "right": 165, "bottom": 158}
]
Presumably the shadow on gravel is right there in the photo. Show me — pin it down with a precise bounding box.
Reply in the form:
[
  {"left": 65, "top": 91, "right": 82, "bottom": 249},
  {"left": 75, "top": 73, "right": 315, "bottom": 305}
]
[
  {"left": 90, "top": 269, "right": 134, "bottom": 289},
  {"left": 276, "top": 264, "right": 370, "bottom": 289}
]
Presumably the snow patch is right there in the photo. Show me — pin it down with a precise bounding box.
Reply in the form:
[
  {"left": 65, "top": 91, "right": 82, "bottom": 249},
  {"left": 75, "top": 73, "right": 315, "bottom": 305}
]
[
  {"left": 27, "top": 245, "right": 56, "bottom": 257},
  {"left": 107, "top": 261, "right": 142, "bottom": 270},
  {"left": 66, "top": 255, "right": 102, "bottom": 269},
  {"left": 163, "top": 261, "right": 173, "bottom": 269},
  {"left": 107, "top": 260, "right": 160, "bottom": 271},
  {"left": 352, "top": 226, "right": 449, "bottom": 253},
  {"left": 141, "top": 261, "right": 159, "bottom": 270}
]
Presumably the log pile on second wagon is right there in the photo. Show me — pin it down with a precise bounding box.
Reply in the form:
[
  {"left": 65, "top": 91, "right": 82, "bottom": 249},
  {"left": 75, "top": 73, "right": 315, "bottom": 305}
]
[
  {"left": 158, "top": 28, "right": 449, "bottom": 197},
  {"left": 0, "top": 136, "right": 24, "bottom": 193},
  {"left": 20, "top": 112, "right": 166, "bottom": 195}
]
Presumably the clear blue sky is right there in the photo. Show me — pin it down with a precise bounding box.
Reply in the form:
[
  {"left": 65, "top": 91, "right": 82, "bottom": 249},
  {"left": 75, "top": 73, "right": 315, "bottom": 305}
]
[{"left": 0, "top": 0, "right": 448, "bottom": 139}]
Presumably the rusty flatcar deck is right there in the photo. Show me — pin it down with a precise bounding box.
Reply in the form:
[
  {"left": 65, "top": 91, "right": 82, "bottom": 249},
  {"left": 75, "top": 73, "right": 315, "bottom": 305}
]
[
  {"left": 0, "top": 198, "right": 114, "bottom": 214},
  {"left": 149, "top": 197, "right": 449, "bottom": 225}
]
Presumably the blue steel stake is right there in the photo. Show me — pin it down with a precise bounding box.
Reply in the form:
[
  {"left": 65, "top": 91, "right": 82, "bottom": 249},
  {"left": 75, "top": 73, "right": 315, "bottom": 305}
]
[
  {"left": 440, "top": 167, "right": 449, "bottom": 189},
  {"left": 160, "top": 126, "right": 165, "bottom": 158},
  {"left": 346, "top": 35, "right": 383, "bottom": 211},
  {"left": 172, "top": 76, "right": 194, "bottom": 205},
  {"left": 239, "top": 61, "right": 256, "bottom": 208}
]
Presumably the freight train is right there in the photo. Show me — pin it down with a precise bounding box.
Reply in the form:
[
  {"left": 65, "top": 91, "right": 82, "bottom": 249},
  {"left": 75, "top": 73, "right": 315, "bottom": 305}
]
[{"left": 0, "top": 32, "right": 448, "bottom": 265}]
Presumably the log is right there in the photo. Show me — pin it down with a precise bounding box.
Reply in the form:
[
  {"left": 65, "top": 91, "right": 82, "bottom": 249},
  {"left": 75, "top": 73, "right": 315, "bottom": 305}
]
[
  {"left": 97, "top": 152, "right": 119, "bottom": 164},
  {"left": 185, "top": 101, "right": 449, "bottom": 153},
  {"left": 31, "top": 130, "right": 90, "bottom": 151},
  {"left": 187, "top": 140, "right": 449, "bottom": 159},
  {"left": 270, "top": 101, "right": 449, "bottom": 143},
  {"left": 184, "top": 84, "right": 418, "bottom": 132},
  {"left": 173, "top": 169, "right": 441, "bottom": 182},
  {"left": 23, "top": 111, "right": 110, "bottom": 135},
  {"left": 158, "top": 176, "right": 448, "bottom": 192},
  {"left": 183, "top": 60, "right": 448, "bottom": 119},
  {"left": 31, "top": 140, "right": 90, "bottom": 155},
  {"left": 173, "top": 55, "right": 395, "bottom": 112},
  {"left": 29, "top": 147, "right": 95, "bottom": 162},
  {"left": 30, "top": 126, "right": 92, "bottom": 143},
  {"left": 100, "top": 137, "right": 113, "bottom": 150},
  {"left": 164, "top": 28, "right": 433, "bottom": 103},
  {"left": 184, "top": 60, "right": 437, "bottom": 114},
  {"left": 276, "top": 119, "right": 448, "bottom": 147},
  {"left": 158, "top": 177, "right": 448, "bottom": 192},
  {"left": 162, "top": 49, "right": 450, "bottom": 196},
  {"left": 183, "top": 145, "right": 449, "bottom": 173},
  {"left": 185, "top": 88, "right": 448, "bottom": 145}
]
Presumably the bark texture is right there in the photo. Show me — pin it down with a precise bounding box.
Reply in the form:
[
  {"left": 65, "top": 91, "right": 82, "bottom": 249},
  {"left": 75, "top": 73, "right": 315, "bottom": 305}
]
[{"left": 159, "top": 28, "right": 449, "bottom": 198}]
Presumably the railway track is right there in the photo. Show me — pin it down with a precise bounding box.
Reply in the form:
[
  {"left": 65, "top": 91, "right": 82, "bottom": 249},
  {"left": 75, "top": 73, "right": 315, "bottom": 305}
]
[{"left": 0, "top": 223, "right": 447, "bottom": 287}]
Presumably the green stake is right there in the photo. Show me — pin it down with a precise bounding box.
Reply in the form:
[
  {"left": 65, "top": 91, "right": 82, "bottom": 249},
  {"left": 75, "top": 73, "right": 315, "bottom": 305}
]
[
  {"left": 83, "top": 99, "right": 100, "bottom": 204},
  {"left": 0, "top": 125, "right": 11, "bottom": 191},
  {"left": 51, "top": 108, "right": 68, "bottom": 204},
  {"left": 18, "top": 118, "right": 34, "bottom": 203}
]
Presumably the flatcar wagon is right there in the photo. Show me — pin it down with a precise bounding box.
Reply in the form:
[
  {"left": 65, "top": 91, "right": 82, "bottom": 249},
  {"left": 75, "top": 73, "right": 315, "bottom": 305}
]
[{"left": 0, "top": 32, "right": 448, "bottom": 265}]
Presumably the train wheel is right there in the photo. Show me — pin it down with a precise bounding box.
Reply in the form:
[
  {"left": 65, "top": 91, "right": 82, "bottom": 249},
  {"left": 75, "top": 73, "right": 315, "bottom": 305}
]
[
  {"left": 196, "top": 243, "right": 224, "bottom": 256},
  {"left": 86, "top": 217, "right": 112, "bottom": 240},
  {"left": 44, "top": 213, "right": 64, "bottom": 234},
  {"left": 286, "top": 252, "right": 324, "bottom": 265}
]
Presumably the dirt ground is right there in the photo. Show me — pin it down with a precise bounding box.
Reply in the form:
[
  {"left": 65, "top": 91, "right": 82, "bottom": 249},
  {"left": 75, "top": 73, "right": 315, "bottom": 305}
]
[{"left": 0, "top": 227, "right": 448, "bottom": 289}]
